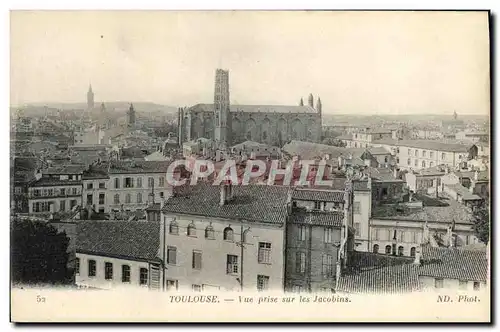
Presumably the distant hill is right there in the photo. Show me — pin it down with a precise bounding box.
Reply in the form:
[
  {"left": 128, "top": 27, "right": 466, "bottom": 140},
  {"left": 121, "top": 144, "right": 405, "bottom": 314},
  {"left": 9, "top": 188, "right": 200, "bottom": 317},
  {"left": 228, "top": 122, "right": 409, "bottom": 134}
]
[{"left": 13, "top": 102, "right": 178, "bottom": 114}]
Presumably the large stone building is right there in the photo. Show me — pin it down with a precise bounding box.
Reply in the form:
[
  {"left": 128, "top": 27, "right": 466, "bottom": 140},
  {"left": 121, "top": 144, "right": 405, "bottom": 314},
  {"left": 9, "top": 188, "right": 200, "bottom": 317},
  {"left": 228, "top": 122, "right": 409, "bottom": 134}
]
[{"left": 178, "top": 69, "right": 323, "bottom": 148}]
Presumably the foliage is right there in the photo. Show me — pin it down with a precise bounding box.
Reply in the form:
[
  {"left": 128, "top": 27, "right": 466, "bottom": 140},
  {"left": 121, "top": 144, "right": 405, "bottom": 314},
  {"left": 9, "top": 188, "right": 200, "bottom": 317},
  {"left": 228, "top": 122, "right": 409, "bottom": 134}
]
[
  {"left": 471, "top": 202, "right": 490, "bottom": 244},
  {"left": 11, "top": 218, "right": 72, "bottom": 285},
  {"left": 321, "top": 137, "right": 347, "bottom": 147}
]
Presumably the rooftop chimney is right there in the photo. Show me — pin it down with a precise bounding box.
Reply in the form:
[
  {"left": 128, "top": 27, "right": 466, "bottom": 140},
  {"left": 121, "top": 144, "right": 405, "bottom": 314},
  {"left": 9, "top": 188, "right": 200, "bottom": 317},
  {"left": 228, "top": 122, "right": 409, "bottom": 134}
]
[
  {"left": 220, "top": 176, "right": 233, "bottom": 206},
  {"left": 474, "top": 170, "right": 479, "bottom": 181}
]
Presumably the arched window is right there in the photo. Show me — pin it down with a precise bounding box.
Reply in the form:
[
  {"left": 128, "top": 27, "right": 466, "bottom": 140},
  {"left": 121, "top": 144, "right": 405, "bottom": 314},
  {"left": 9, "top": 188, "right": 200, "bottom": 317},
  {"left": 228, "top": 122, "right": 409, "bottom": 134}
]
[
  {"left": 373, "top": 244, "right": 379, "bottom": 253},
  {"left": 407, "top": 158, "right": 411, "bottom": 165},
  {"left": 385, "top": 245, "right": 392, "bottom": 254},
  {"left": 205, "top": 224, "right": 215, "bottom": 239},
  {"left": 421, "top": 161, "right": 426, "bottom": 168},
  {"left": 223, "top": 227, "right": 234, "bottom": 241},
  {"left": 125, "top": 193, "right": 131, "bottom": 204},
  {"left": 242, "top": 229, "right": 251, "bottom": 243},
  {"left": 114, "top": 194, "right": 120, "bottom": 204},
  {"left": 429, "top": 161, "right": 434, "bottom": 167},
  {"left": 410, "top": 247, "right": 416, "bottom": 257},
  {"left": 169, "top": 219, "right": 179, "bottom": 235},
  {"left": 187, "top": 222, "right": 196, "bottom": 237},
  {"left": 137, "top": 192, "right": 142, "bottom": 203},
  {"left": 398, "top": 246, "right": 404, "bottom": 256}
]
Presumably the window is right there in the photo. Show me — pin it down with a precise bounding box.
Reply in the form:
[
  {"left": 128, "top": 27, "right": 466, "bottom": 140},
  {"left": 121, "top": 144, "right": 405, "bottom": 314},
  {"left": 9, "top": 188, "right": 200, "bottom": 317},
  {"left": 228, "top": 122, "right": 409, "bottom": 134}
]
[
  {"left": 88, "top": 260, "right": 96, "bottom": 277},
  {"left": 384, "top": 156, "right": 388, "bottom": 163},
  {"left": 459, "top": 280, "right": 468, "bottom": 290},
  {"left": 125, "top": 193, "right": 131, "bottom": 204},
  {"left": 354, "top": 223, "right": 360, "bottom": 236},
  {"left": 105, "top": 262, "right": 113, "bottom": 280},
  {"left": 122, "top": 265, "right": 131, "bottom": 282},
  {"left": 385, "top": 245, "right": 392, "bottom": 254},
  {"left": 314, "top": 201, "right": 321, "bottom": 210},
  {"left": 114, "top": 178, "right": 120, "bottom": 189},
  {"left": 373, "top": 244, "right": 379, "bottom": 253},
  {"left": 159, "top": 177, "right": 165, "bottom": 187},
  {"left": 148, "top": 177, "right": 154, "bottom": 188},
  {"left": 473, "top": 282, "right": 480, "bottom": 291},
  {"left": 296, "top": 252, "right": 306, "bottom": 273},
  {"left": 441, "top": 153, "right": 446, "bottom": 160},
  {"left": 205, "top": 225, "right": 215, "bottom": 239},
  {"left": 324, "top": 227, "right": 333, "bottom": 243},
  {"left": 422, "top": 150, "right": 427, "bottom": 157},
  {"left": 398, "top": 246, "right": 404, "bottom": 256},
  {"left": 408, "top": 149, "right": 412, "bottom": 155},
  {"left": 72, "top": 188, "right": 77, "bottom": 195},
  {"left": 75, "top": 258, "right": 80, "bottom": 275},
  {"left": 187, "top": 223, "right": 196, "bottom": 237},
  {"left": 410, "top": 247, "right": 416, "bottom": 257},
  {"left": 192, "top": 251, "right": 202, "bottom": 270},
  {"left": 60, "top": 200, "right": 66, "bottom": 212},
  {"left": 223, "top": 227, "right": 234, "bottom": 241},
  {"left": 421, "top": 161, "right": 426, "bottom": 168},
  {"left": 258, "top": 242, "right": 272, "bottom": 264},
  {"left": 242, "top": 229, "right": 251, "bottom": 243},
  {"left": 136, "top": 177, "right": 142, "bottom": 188},
  {"left": 99, "top": 182, "right": 105, "bottom": 189},
  {"left": 167, "top": 247, "right": 177, "bottom": 265},
  {"left": 415, "top": 150, "right": 419, "bottom": 157},
  {"left": 414, "top": 159, "right": 418, "bottom": 167},
  {"left": 114, "top": 194, "right": 120, "bottom": 204},
  {"left": 353, "top": 202, "right": 361, "bottom": 214},
  {"left": 322, "top": 254, "right": 334, "bottom": 277},
  {"left": 99, "top": 193, "right": 105, "bottom": 205},
  {"left": 124, "top": 177, "right": 134, "bottom": 188},
  {"left": 87, "top": 183, "right": 93, "bottom": 190},
  {"left": 430, "top": 152, "right": 434, "bottom": 158},
  {"left": 166, "top": 280, "right": 178, "bottom": 291},
  {"left": 257, "top": 275, "right": 270, "bottom": 292},
  {"left": 407, "top": 158, "right": 411, "bottom": 166},
  {"left": 192, "top": 284, "right": 202, "bottom": 292},
  {"left": 140, "top": 268, "right": 148, "bottom": 286},
  {"left": 87, "top": 194, "right": 93, "bottom": 205},
  {"left": 429, "top": 161, "right": 434, "bottom": 167},
  {"left": 227, "top": 255, "right": 238, "bottom": 274},
  {"left": 60, "top": 188, "right": 65, "bottom": 196},
  {"left": 292, "top": 285, "right": 304, "bottom": 293},
  {"left": 169, "top": 220, "right": 179, "bottom": 235},
  {"left": 298, "top": 226, "right": 306, "bottom": 241},
  {"left": 435, "top": 278, "right": 444, "bottom": 289}
]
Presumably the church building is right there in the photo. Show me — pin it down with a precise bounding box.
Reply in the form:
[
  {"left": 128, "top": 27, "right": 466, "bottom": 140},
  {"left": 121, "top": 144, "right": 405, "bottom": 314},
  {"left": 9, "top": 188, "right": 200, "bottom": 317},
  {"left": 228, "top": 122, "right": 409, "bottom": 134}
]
[{"left": 177, "top": 69, "right": 323, "bottom": 148}]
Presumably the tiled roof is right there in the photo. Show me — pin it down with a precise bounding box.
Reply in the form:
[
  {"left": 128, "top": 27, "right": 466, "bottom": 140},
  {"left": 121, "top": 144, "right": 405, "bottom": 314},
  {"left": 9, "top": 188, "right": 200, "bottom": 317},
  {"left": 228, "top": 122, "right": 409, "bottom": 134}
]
[
  {"left": 292, "top": 188, "right": 344, "bottom": 202},
  {"left": 31, "top": 177, "right": 82, "bottom": 187},
  {"left": 336, "top": 252, "right": 420, "bottom": 294},
  {"left": 45, "top": 165, "right": 87, "bottom": 175},
  {"left": 282, "top": 140, "right": 348, "bottom": 160},
  {"left": 161, "top": 183, "right": 289, "bottom": 225},
  {"left": 109, "top": 160, "right": 171, "bottom": 174},
  {"left": 373, "top": 195, "right": 473, "bottom": 224},
  {"left": 445, "top": 184, "right": 482, "bottom": 201},
  {"left": 352, "top": 180, "right": 370, "bottom": 191},
  {"left": 420, "top": 246, "right": 488, "bottom": 282},
  {"left": 367, "top": 147, "right": 391, "bottom": 155},
  {"left": 289, "top": 209, "right": 344, "bottom": 227},
  {"left": 456, "top": 171, "right": 489, "bottom": 182},
  {"left": 189, "top": 103, "right": 319, "bottom": 114},
  {"left": 76, "top": 221, "right": 160, "bottom": 262},
  {"left": 372, "top": 139, "right": 472, "bottom": 153}
]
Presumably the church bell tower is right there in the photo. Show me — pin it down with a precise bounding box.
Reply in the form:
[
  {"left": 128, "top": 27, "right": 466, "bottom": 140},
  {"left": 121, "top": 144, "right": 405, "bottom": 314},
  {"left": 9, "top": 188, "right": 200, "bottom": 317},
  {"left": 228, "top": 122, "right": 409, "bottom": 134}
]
[
  {"left": 87, "top": 84, "right": 95, "bottom": 110},
  {"left": 214, "top": 69, "right": 231, "bottom": 148}
]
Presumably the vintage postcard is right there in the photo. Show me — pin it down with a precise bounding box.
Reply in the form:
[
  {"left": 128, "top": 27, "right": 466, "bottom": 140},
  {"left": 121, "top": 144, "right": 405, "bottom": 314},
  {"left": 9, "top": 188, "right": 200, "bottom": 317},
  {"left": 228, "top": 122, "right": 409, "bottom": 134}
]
[{"left": 9, "top": 10, "right": 491, "bottom": 323}]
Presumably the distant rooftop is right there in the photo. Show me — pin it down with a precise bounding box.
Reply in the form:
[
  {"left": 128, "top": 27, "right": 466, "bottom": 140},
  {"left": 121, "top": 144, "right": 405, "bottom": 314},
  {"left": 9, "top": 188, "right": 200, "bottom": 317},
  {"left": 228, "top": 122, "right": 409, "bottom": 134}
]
[{"left": 373, "top": 139, "right": 472, "bottom": 152}]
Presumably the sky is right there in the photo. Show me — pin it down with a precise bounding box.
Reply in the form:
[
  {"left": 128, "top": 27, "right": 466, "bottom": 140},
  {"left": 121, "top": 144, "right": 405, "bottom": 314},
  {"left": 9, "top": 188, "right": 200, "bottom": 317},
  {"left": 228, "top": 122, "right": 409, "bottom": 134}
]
[{"left": 10, "top": 11, "right": 490, "bottom": 115}]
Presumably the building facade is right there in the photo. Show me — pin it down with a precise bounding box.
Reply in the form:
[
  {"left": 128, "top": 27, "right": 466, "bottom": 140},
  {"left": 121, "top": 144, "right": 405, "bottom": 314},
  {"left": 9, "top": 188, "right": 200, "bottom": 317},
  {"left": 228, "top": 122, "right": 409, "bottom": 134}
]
[{"left": 178, "top": 69, "right": 323, "bottom": 148}]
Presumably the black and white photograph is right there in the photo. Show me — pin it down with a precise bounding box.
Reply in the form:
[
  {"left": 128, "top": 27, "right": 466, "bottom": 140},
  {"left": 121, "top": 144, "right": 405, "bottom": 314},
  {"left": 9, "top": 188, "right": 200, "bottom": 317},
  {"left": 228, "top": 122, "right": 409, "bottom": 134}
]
[{"left": 9, "top": 9, "right": 491, "bottom": 322}]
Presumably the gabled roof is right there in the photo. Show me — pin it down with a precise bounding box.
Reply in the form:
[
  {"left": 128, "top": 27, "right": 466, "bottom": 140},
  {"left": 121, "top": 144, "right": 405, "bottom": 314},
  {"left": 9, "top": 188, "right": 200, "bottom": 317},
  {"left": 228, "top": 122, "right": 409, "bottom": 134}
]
[
  {"left": 292, "top": 188, "right": 344, "bottom": 202},
  {"left": 419, "top": 246, "right": 488, "bottom": 282},
  {"left": 76, "top": 221, "right": 160, "bottom": 262},
  {"left": 161, "top": 183, "right": 289, "bottom": 225},
  {"left": 188, "top": 103, "right": 318, "bottom": 114},
  {"left": 289, "top": 209, "right": 344, "bottom": 227},
  {"left": 108, "top": 160, "right": 171, "bottom": 174}
]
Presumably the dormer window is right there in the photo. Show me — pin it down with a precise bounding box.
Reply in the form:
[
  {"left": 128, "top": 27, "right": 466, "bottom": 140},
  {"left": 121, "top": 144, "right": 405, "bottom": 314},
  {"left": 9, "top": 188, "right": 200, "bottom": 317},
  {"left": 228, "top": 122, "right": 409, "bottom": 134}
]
[
  {"left": 205, "top": 224, "right": 215, "bottom": 239},
  {"left": 223, "top": 227, "right": 234, "bottom": 241},
  {"left": 187, "top": 222, "right": 196, "bottom": 237}
]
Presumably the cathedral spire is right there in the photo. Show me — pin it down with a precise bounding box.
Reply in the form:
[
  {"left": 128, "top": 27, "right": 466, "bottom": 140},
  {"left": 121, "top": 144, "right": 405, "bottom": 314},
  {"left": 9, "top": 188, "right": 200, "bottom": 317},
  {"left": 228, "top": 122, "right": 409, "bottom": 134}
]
[{"left": 299, "top": 98, "right": 304, "bottom": 106}]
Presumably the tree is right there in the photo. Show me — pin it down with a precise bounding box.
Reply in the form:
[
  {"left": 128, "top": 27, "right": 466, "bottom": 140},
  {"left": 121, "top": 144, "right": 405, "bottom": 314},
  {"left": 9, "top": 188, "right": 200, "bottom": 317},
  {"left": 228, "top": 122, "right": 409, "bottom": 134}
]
[
  {"left": 11, "top": 218, "right": 72, "bottom": 285},
  {"left": 471, "top": 202, "right": 490, "bottom": 244},
  {"left": 322, "top": 137, "right": 347, "bottom": 147}
]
